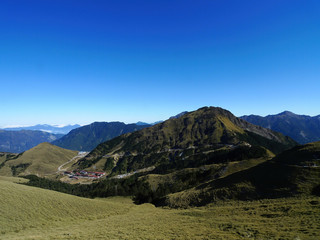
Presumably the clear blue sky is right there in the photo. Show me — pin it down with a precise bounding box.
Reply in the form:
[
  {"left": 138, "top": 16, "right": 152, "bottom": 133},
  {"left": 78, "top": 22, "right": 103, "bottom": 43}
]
[{"left": 1, "top": 0, "right": 319, "bottom": 126}]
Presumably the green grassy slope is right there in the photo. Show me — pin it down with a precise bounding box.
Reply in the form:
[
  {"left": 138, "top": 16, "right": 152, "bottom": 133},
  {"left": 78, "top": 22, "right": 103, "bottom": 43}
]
[
  {"left": 0, "top": 152, "right": 19, "bottom": 165},
  {"left": 1, "top": 178, "right": 320, "bottom": 239},
  {"left": 0, "top": 154, "right": 6, "bottom": 165},
  {"left": 164, "top": 141, "right": 320, "bottom": 208},
  {"left": 0, "top": 143, "right": 78, "bottom": 176},
  {"left": 0, "top": 178, "right": 132, "bottom": 237}
]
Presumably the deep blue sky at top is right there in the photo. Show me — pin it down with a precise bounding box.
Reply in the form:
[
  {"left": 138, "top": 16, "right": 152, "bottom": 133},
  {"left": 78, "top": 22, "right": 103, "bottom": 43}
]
[{"left": 0, "top": 0, "right": 319, "bottom": 126}]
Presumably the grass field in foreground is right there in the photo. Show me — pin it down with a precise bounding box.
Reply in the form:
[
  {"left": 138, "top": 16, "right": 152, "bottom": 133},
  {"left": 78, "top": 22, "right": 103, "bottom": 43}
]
[{"left": 1, "top": 178, "right": 320, "bottom": 240}]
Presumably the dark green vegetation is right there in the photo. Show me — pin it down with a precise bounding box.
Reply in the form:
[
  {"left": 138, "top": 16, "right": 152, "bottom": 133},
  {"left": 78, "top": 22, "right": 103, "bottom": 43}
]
[
  {"left": 23, "top": 174, "right": 147, "bottom": 199},
  {"left": 0, "top": 152, "right": 19, "bottom": 170},
  {"left": 241, "top": 111, "right": 320, "bottom": 144},
  {"left": 22, "top": 155, "right": 267, "bottom": 204},
  {"left": 163, "top": 141, "right": 320, "bottom": 208},
  {"left": 24, "top": 141, "right": 320, "bottom": 209},
  {"left": 52, "top": 121, "right": 150, "bottom": 151},
  {"left": 0, "top": 129, "right": 63, "bottom": 153},
  {"left": 77, "top": 107, "right": 296, "bottom": 174}
]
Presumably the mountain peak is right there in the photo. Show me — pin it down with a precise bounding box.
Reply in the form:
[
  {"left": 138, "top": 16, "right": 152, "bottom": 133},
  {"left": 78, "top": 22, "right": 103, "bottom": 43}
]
[
  {"left": 77, "top": 106, "right": 296, "bottom": 173},
  {"left": 136, "top": 121, "right": 150, "bottom": 126},
  {"left": 277, "top": 111, "right": 296, "bottom": 117}
]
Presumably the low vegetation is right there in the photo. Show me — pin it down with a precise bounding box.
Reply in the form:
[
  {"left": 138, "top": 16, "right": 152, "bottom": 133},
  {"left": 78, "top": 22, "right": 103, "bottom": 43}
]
[
  {"left": 23, "top": 141, "right": 320, "bottom": 209},
  {"left": 161, "top": 141, "right": 320, "bottom": 208},
  {"left": 1, "top": 177, "right": 319, "bottom": 239}
]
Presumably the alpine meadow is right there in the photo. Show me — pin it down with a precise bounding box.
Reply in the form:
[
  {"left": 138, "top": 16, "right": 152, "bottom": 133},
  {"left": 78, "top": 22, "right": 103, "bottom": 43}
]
[{"left": 1, "top": 1, "right": 320, "bottom": 239}]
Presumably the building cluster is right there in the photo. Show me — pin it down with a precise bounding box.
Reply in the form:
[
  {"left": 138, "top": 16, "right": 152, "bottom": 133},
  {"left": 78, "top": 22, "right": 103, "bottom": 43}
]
[{"left": 63, "top": 170, "right": 105, "bottom": 179}]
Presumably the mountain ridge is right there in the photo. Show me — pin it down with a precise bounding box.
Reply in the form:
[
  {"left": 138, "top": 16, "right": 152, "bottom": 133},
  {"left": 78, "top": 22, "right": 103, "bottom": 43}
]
[
  {"left": 0, "top": 129, "right": 63, "bottom": 153},
  {"left": 77, "top": 106, "right": 296, "bottom": 174},
  {"left": 241, "top": 111, "right": 320, "bottom": 144},
  {"left": 2, "top": 124, "right": 80, "bottom": 134},
  {"left": 52, "top": 121, "right": 151, "bottom": 151}
]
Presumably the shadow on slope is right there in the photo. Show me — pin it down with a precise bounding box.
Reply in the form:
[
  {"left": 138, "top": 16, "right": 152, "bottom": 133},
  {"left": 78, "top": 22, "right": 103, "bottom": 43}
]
[{"left": 162, "top": 141, "right": 320, "bottom": 208}]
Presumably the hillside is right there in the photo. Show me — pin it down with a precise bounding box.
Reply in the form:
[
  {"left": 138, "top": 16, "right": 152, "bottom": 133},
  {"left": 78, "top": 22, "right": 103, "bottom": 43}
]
[
  {"left": 1, "top": 177, "right": 320, "bottom": 239},
  {"left": 163, "top": 141, "right": 320, "bottom": 208},
  {"left": 0, "top": 152, "right": 19, "bottom": 167},
  {"left": 0, "top": 177, "right": 132, "bottom": 238},
  {"left": 52, "top": 121, "right": 150, "bottom": 151},
  {"left": 241, "top": 111, "right": 320, "bottom": 144},
  {"left": 0, "top": 142, "right": 78, "bottom": 176},
  {"left": 77, "top": 107, "right": 296, "bottom": 174},
  {"left": 0, "top": 129, "right": 63, "bottom": 153}
]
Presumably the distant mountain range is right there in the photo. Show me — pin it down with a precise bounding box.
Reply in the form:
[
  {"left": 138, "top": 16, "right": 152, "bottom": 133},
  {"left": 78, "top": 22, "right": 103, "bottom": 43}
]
[
  {"left": 4, "top": 106, "right": 320, "bottom": 209},
  {"left": 1, "top": 110, "right": 319, "bottom": 155},
  {"left": 136, "top": 121, "right": 163, "bottom": 126},
  {"left": 2, "top": 124, "right": 80, "bottom": 134},
  {"left": 241, "top": 111, "right": 320, "bottom": 144},
  {"left": 0, "top": 130, "right": 63, "bottom": 153},
  {"left": 52, "top": 122, "right": 151, "bottom": 151}
]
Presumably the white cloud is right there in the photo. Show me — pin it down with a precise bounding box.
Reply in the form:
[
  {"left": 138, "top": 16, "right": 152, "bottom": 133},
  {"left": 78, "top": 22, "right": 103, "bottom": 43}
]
[{"left": 1, "top": 125, "right": 32, "bottom": 128}]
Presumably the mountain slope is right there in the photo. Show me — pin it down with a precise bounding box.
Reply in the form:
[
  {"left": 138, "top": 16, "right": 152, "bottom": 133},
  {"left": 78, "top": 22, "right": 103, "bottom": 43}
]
[
  {"left": 77, "top": 107, "right": 296, "bottom": 174},
  {"left": 0, "top": 129, "right": 63, "bottom": 153},
  {"left": 0, "top": 177, "right": 132, "bottom": 237},
  {"left": 0, "top": 142, "right": 78, "bottom": 176},
  {"left": 164, "top": 141, "right": 320, "bottom": 207},
  {"left": 3, "top": 178, "right": 318, "bottom": 240},
  {"left": 52, "top": 121, "right": 150, "bottom": 151},
  {"left": 241, "top": 111, "right": 320, "bottom": 144}
]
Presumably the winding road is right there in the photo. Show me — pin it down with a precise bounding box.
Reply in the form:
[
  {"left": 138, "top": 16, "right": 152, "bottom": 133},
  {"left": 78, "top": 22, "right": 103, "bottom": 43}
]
[{"left": 57, "top": 151, "right": 88, "bottom": 173}]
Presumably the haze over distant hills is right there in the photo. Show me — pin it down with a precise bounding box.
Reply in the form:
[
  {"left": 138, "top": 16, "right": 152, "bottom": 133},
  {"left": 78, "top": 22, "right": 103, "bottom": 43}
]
[
  {"left": 241, "top": 111, "right": 320, "bottom": 144},
  {"left": 2, "top": 124, "right": 81, "bottom": 135}
]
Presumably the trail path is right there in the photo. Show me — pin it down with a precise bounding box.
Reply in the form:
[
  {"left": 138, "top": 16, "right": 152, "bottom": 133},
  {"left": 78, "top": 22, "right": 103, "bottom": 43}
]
[{"left": 57, "top": 152, "right": 88, "bottom": 173}]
